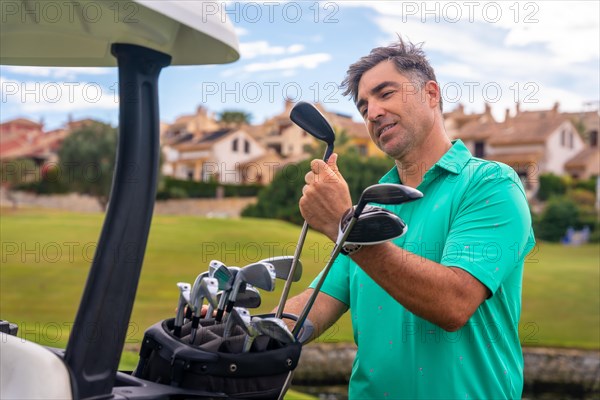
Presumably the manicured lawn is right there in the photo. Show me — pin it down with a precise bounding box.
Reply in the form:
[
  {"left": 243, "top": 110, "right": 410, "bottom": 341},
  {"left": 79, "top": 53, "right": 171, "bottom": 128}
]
[{"left": 1, "top": 208, "right": 598, "bottom": 362}]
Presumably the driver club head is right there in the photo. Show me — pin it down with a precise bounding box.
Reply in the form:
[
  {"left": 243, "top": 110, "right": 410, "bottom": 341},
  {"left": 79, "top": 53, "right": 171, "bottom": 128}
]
[
  {"left": 340, "top": 206, "right": 407, "bottom": 245},
  {"left": 355, "top": 183, "right": 423, "bottom": 215},
  {"left": 290, "top": 101, "right": 335, "bottom": 161}
]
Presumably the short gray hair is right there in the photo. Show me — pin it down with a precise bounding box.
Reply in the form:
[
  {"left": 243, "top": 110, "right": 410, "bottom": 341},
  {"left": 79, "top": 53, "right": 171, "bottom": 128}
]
[{"left": 340, "top": 37, "right": 443, "bottom": 112}]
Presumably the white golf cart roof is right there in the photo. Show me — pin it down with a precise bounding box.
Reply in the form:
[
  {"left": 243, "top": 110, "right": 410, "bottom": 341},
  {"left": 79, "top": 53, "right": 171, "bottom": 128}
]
[{"left": 0, "top": 0, "right": 239, "bottom": 66}]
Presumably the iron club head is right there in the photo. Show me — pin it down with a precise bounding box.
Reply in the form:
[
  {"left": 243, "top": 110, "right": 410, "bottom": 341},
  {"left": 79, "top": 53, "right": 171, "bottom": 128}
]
[
  {"left": 290, "top": 101, "right": 335, "bottom": 161},
  {"left": 259, "top": 255, "right": 302, "bottom": 282}
]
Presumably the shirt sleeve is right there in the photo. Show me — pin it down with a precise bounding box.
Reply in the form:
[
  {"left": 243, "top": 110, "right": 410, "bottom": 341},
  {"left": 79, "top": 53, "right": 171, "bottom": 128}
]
[
  {"left": 308, "top": 253, "right": 351, "bottom": 306},
  {"left": 441, "top": 166, "right": 536, "bottom": 295}
]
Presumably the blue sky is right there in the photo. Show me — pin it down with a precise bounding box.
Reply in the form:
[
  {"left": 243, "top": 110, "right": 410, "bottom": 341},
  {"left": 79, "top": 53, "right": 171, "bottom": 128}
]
[{"left": 1, "top": 1, "right": 599, "bottom": 131}]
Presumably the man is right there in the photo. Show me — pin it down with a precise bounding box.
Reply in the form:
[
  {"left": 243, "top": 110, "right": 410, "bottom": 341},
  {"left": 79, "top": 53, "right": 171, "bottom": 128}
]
[{"left": 284, "top": 38, "right": 535, "bottom": 399}]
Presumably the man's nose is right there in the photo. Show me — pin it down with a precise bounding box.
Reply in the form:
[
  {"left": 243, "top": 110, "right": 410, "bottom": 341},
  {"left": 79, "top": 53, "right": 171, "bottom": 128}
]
[{"left": 367, "top": 101, "right": 384, "bottom": 122}]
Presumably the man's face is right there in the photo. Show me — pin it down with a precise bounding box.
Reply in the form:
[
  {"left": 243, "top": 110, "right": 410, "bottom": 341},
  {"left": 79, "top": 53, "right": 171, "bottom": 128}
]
[{"left": 356, "top": 60, "right": 438, "bottom": 160}]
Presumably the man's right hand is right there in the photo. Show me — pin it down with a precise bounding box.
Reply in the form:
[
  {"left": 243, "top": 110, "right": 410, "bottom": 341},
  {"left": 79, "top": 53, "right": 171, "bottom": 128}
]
[{"left": 299, "top": 153, "right": 353, "bottom": 242}]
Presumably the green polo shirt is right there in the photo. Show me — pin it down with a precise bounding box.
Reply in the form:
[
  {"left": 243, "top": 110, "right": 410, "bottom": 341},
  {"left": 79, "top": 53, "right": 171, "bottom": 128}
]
[{"left": 310, "top": 140, "right": 535, "bottom": 399}]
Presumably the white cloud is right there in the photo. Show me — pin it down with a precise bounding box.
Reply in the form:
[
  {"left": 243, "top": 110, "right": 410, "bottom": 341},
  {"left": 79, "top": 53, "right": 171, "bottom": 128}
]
[
  {"left": 2, "top": 78, "right": 118, "bottom": 113},
  {"left": 2, "top": 66, "right": 111, "bottom": 80},
  {"left": 220, "top": 53, "right": 331, "bottom": 77},
  {"left": 234, "top": 26, "right": 249, "bottom": 36},
  {"left": 243, "top": 53, "right": 331, "bottom": 72},
  {"left": 344, "top": 1, "right": 599, "bottom": 67},
  {"left": 240, "top": 41, "right": 306, "bottom": 60}
]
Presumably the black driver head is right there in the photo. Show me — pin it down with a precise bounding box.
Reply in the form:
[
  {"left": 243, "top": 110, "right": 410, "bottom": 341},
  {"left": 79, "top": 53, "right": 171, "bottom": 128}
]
[
  {"left": 290, "top": 101, "right": 335, "bottom": 161},
  {"left": 355, "top": 184, "right": 423, "bottom": 215},
  {"left": 340, "top": 206, "right": 407, "bottom": 245}
]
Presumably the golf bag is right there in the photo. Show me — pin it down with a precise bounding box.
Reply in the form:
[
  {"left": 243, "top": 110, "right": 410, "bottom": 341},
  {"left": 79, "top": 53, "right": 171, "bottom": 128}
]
[{"left": 133, "top": 314, "right": 310, "bottom": 399}]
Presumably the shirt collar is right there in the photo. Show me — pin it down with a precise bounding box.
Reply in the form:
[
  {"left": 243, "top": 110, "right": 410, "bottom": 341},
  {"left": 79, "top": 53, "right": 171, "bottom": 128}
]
[{"left": 379, "top": 139, "right": 472, "bottom": 184}]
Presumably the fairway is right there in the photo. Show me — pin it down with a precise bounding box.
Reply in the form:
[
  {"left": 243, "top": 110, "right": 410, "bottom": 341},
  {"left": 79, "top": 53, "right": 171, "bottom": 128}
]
[{"left": 1, "top": 208, "right": 599, "bottom": 364}]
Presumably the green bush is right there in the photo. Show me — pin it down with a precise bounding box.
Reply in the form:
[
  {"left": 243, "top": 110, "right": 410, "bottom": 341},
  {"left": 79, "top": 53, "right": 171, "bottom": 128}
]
[
  {"left": 537, "top": 173, "right": 568, "bottom": 201},
  {"left": 572, "top": 176, "right": 597, "bottom": 193},
  {"left": 534, "top": 196, "right": 580, "bottom": 242},
  {"left": 156, "top": 177, "right": 262, "bottom": 199}
]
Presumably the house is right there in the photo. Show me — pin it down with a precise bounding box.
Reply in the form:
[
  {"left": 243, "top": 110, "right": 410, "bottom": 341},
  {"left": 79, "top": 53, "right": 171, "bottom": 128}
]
[
  {"left": 0, "top": 118, "right": 44, "bottom": 159},
  {"left": 161, "top": 106, "right": 220, "bottom": 142},
  {"left": 452, "top": 103, "right": 587, "bottom": 197},
  {"left": 163, "top": 128, "right": 282, "bottom": 185},
  {"left": 444, "top": 103, "right": 495, "bottom": 140},
  {"left": 563, "top": 110, "right": 600, "bottom": 179},
  {"left": 253, "top": 99, "right": 381, "bottom": 159}
]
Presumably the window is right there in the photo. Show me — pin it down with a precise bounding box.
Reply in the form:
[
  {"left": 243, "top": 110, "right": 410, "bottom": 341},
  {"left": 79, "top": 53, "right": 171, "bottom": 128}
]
[
  {"left": 244, "top": 140, "right": 250, "bottom": 154},
  {"left": 358, "top": 145, "right": 368, "bottom": 157},
  {"left": 560, "top": 130, "right": 566, "bottom": 146},
  {"left": 590, "top": 130, "right": 598, "bottom": 147},
  {"left": 568, "top": 132, "right": 573, "bottom": 149},
  {"left": 474, "top": 141, "right": 485, "bottom": 158},
  {"left": 232, "top": 138, "right": 239, "bottom": 152}
]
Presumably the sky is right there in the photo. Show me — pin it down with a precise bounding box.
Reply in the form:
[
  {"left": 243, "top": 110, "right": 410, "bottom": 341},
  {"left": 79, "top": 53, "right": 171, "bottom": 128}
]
[{"left": 1, "top": 1, "right": 599, "bottom": 131}]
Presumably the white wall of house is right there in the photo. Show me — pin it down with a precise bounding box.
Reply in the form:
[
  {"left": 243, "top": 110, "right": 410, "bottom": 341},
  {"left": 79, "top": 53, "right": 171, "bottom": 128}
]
[
  {"left": 545, "top": 121, "right": 585, "bottom": 175},
  {"left": 280, "top": 125, "right": 314, "bottom": 157},
  {"left": 161, "top": 146, "right": 179, "bottom": 175},
  {"left": 212, "top": 130, "right": 266, "bottom": 184}
]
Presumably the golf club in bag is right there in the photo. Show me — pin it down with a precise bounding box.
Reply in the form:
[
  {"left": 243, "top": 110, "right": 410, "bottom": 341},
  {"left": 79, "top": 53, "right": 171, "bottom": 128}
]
[{"left": 133, "top": 312, "right": 313, "bottom": 399}]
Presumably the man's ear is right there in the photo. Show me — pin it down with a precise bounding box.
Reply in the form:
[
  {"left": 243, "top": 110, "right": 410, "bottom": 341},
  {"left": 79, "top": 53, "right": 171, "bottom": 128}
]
[{"left": 424, "top": 80, "right": 441, "bottom": 109}]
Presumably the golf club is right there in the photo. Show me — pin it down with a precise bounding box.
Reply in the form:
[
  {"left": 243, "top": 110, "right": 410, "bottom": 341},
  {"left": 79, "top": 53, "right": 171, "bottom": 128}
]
[
  {"left": 340, "top": 205, "right": 407, "bottom": 245},
  {"left": 292, "top": 183, "right": 422, "bottom": 338},
  {"left": 222, "top": 307, "right": 252, "bottom": 339},
  {"left": 214, "top": 266, "right": 240, "bottom": 323},
  {"left": 277, "top": 184, "right": 423, "bottom": 400},
  {"left": 252, "top": 317, "right": 295, "bottom": 345},
  {"left": 173, "top": 282, "right": 191, "bottom": 338},
  {"left": 189, "top": 277, "right": 219, "bottom": 343},
  {"left": 224, "top": 262, "right": 276, "bottom": 316},
  {"left": 259, "top": 256, "right": 303, "bottom": 282},
  {"left": 209, "top": 260, "right": 235, "bottom": 290},
  {"left": 275, "top": 101, "right": 336, "bottom": 319}
]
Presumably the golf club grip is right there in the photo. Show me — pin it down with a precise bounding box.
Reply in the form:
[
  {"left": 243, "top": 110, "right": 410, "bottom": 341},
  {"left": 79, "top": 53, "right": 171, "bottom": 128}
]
[
  {"left": 215, "top": 309, "right": 225, "bottom": 323},
  {"left": 225, "top": 300, "right": 235, "bottom": 314},
  {"left": 173, "top": 325, "right": 181, "bottom": 338},
  {"left": 191, "top": 316, "right": 200, "bottom": 329}
]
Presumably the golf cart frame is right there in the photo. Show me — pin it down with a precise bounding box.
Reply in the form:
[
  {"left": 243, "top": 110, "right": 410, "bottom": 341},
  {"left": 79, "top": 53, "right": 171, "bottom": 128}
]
[{"left": 1, "top": 1, "right": 240, "bottom": 398}]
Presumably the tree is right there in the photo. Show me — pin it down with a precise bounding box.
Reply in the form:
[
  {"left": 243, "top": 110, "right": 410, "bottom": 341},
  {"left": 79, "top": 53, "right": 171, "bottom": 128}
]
[
  {"left": 58, "top": 122, "right": 117, "bottom": 210},
  {"left": 0, "top": 158, "right": 38, "bottom": 208},
  {"left": 218, "top": 110, "right": 252, "bottom": 126}
]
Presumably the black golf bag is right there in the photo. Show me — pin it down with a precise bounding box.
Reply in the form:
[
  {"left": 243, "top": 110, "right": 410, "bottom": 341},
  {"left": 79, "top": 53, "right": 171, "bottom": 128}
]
[{"left": 133, "top": 314, "right": 310, "bottom": 399}]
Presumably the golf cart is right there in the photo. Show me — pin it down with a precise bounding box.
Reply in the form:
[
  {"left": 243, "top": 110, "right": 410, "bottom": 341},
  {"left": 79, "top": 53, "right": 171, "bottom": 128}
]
[
  {"left": 1, "top": 2, "right": 424, "bottom": 398},
  {"left": 0, "top": 1, "right": 245, "bottom": 398}
]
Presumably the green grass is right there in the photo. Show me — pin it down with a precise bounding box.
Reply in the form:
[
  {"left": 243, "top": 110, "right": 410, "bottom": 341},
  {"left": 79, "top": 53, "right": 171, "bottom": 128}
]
[
  {"left": 1, "top": 209, "right": 598, "bottom": 361},
  {"left": 520, "top": 241, "right": 600, "bottom": 348}
]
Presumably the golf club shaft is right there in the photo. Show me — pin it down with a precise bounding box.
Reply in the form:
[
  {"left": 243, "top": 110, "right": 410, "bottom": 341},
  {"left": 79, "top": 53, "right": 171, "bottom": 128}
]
[
  {"left": 275, "top": 222, "right": 308, "bottom": 318},
  {"left": 277, "top": 222, "right": 353, "bottom": 400},
  {"left": 292, "top": 217, "right": 358, "bottom": 338},
  {"left": 277, "top": 369, "right": 295, "bottom": 400},
  {"left": 275, "top": 146, "right": 331, "bottom": 319}
]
